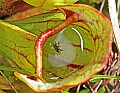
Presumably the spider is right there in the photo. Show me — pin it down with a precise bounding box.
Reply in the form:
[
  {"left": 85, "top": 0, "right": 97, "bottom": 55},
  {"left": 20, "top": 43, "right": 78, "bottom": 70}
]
[{"left": 53, "top": 41, "right": 63, "bottom": 54}]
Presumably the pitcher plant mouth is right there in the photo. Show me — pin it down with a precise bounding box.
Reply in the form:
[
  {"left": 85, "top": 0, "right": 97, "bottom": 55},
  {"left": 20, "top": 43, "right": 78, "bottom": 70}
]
[
  {"left": 16, "top": 4, "right": 112, "bottom": 92},
  {"left": 35, "top": 12, "right": 80, "bottom": 81}
]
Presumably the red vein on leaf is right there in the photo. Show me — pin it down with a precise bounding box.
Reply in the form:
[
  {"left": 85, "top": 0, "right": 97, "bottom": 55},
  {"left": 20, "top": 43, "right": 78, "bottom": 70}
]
[
  {"left": 67, "top": 64, "right": 84, "bottom": 69},
  {"left": 1, "top": 37, "right": 30, "bottom": 49},
  {"left": 1, "top": 25, "right": 37, "bottom": 39},
  {"left": 22, "top": 20, "right": 63, "bottom": 24},
  {"left": 0, "top": 43, "right": 35, "bottom": 68},
  {"left": 0, "top": 50, "right": 21, "bottom": 67},
  {"left": 72, "top": 24, "right": 93, "bottom": 37},
  {"left": 71, "top": 43, "right": 92, "bottom": 52}
]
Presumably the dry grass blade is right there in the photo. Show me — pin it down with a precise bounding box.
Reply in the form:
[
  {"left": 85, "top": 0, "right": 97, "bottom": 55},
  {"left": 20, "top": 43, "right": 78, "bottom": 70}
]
[
  {"left": 0, "top": 71, "right": 18, "bottom": 93},
  {"left": 100, "top": 0, "right": 105, "bottom": 12},
  {"left": 108, "top": 0, "right": 120, "bottom": 52}
]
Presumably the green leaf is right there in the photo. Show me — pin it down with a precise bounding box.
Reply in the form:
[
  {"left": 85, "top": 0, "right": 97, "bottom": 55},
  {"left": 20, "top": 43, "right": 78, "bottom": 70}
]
[
  {"left": 23, "top": 0, "right": 78, "bottom": 9},
  {"left": 79, "top": 89, "right": 90, "bottom": 93},
  {"left": 98, "top": 87, "right": 106, "bottom": 93},
  {"left": 93, "top": 75, "right": 120, "bottom": 79},
  {"left": 90, "top": 78, "right": 101, "bottom": 82},
  {"left": 62, "top": 88, "right": 70, "bottom": 93},
  {"left": 0, "top": 4, "right": 112, "bottom": 92},
  {"left": 10, "top": 12, "right": 66, "bottom": 37},
  {"left": 0, "top": 19, "right": 37, "bottom": 73},
  {"left": 62, "top": 91, "right": 69, "bottom": 93}
]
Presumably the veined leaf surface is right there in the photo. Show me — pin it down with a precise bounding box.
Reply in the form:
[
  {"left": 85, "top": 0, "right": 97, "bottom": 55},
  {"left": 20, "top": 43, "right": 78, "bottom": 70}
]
[
  {"left": 0, "top": 4, "right": 112, "bottom": 92},
  {"left": 23, "top": 0, "right": 78, "bottom": 9}
]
